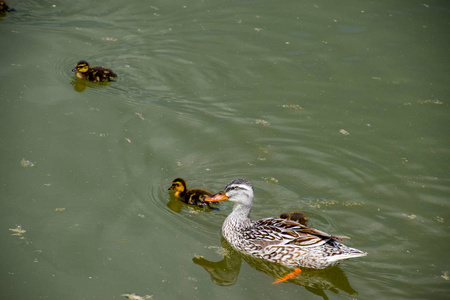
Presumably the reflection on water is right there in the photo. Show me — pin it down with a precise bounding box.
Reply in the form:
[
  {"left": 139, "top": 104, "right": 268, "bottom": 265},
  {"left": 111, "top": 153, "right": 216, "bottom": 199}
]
[
  {"left": 194, "top": 237, "right": 357, "bottom": 299},
  {"left": 1, "top": 0, "right": 449, "bottom": 299},
  {"left": 70, "top": 78, "right": 112, "bottom": 92}
]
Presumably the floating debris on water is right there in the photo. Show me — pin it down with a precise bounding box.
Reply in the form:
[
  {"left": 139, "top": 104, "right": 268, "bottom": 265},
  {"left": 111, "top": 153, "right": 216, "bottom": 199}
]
[
  {"left": 339, "top": 129, "right": 350, "bottom": 136},
  {"left": 342, "top": 201, "right": 364, "bottom": 207},
  {"left": 102, "top": 37, "right": 118, "bottom": 42},
  {"left": 402, "top": 213, "right": 417, "bottom": 220},
  {"left": 434, "top": 216, "right": 444, "bottom": 223},
  {"left": 254, "top": 119, "right": 271, "bottom": 127},
  {"left": 55, "top": 208, "right": 66, "bottom": 212},
  {"left": 137, "top": 214, "right": 145, "bottom": 219},
  {"left": 9, "top": 226, "right": 26, "bottom": 236},
  {"left": 306, "top": 199, "right": 339, "bottom": 209},
  {"left": 262, "top": 176, "right": 278, "bottom": 184},
  {"left": 122, "top": 293, "right": 153, "bottom": 300},
  {"left": 441, "top": 271, "right": 449, "bottom": 280},
  {"left": 135, "top": 112, "right": 145, "bottom": 120},
  {"left": 20, "top": 158, "right": 36, "bottom": 168},
  {"left": 417, "top": 99, "right": 443, "bottom": 105},
  {"left": 208, "top": 245, "right": 229, "bottom": 256},
  {"left": 282, "top": 104, "right": 303, "bottom": 110},
  {"left": 256, "top": 144, "right": 269, "bottom": 155}
]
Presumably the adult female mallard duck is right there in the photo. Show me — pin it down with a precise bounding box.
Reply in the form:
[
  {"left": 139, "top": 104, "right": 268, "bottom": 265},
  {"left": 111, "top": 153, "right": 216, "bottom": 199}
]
[
  {"left": 71, "top": 60, "right": 117, "bottom": 82},
  {"left": 169, "top": 178, "right": 219, "bottom": 210},
  {"left": 205, "top": 178, "right": 366, "bottom": 270}
]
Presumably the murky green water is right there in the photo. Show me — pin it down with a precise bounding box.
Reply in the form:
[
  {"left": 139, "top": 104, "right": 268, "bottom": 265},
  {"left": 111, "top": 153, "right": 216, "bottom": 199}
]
[{"left": 1, "top": 0, "right": 449, "bottom": 299}]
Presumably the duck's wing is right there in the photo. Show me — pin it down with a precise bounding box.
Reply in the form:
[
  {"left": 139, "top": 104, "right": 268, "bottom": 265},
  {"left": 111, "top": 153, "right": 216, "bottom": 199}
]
[{"left": 251, "top": 218, "right": 346, "bottom": 248}]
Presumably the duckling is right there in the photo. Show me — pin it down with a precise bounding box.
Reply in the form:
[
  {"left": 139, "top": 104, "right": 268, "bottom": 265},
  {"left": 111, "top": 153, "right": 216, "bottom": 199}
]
[
  {"left": 279, "top": 211, "right": 308, "bottom": 226},
  {"left": 168, "top": 178, "right": 219, "bottom": 210},
  {"left": 0, "top": 1, "right": 10, "bottom": 14},
  {"left": 71, "top": 60, "right": 117, "bottom": 82}
]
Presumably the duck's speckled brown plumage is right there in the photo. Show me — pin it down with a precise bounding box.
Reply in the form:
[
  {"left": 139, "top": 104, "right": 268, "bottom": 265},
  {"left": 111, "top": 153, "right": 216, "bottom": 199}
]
[
  {"left": 71, "top": 60, "right": 117, "bottom": 82},
  {"left": 169, "top": 178, "right": 219, "bottom": 210},
  {"left": 205, "top": 178, "right": 366, "bottom": 269}
]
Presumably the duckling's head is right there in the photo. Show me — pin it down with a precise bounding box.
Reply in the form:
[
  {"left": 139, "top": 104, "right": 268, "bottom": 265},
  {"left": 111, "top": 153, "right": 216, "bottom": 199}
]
[
  {"left": 279, "top": 211, "right": 308, "bottom": 226},
  {"left": 72, "top": 60, "right": 89, "bottom": 73},
  {"left": 169, "top": 178, "right": 187, "bottom": 193},
  {"left": 206, "top": 178, "right": 254, "bottom": 207}
]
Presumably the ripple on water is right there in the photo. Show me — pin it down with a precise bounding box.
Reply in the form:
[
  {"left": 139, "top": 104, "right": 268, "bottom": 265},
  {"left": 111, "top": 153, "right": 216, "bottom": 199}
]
[{"left": 141, "top": 178, "right": 226, "bottom": 242}]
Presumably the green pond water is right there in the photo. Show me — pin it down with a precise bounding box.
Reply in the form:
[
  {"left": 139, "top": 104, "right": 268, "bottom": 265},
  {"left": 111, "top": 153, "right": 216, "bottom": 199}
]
[{"left": 1, "top": 0, "right": 449, "bottom": 299}]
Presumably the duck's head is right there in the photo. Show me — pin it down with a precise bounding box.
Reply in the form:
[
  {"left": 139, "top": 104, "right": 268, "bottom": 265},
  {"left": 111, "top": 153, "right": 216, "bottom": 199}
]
[
  {"left": 205, "top": 178, "right": 254, "bottom": 207},
  {"left": 72, "top": 60, "right": 89, "bottom": 73},
  {"left": 168, "top": 178, "right": 187, "bottom": 193}
]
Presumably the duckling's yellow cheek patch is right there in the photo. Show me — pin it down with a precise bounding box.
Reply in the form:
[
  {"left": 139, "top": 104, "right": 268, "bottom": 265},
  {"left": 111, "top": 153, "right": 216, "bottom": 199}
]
[{"left": 78, "top": 66, "right": 89, "bottom": 72}]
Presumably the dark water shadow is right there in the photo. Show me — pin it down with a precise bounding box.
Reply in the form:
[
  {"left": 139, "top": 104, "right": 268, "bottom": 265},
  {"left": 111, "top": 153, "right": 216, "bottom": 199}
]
[
  {"left": 193, "top": 237, "right": 358, "bottom": 300},
  {"left": 70, "top": 78, "right": 113, "bottom": 93}
]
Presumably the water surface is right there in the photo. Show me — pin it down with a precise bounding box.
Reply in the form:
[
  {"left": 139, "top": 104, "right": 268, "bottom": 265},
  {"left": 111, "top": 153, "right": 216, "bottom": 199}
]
[{"left": 1, "top": 0, "right": 449, "bottom": 299}]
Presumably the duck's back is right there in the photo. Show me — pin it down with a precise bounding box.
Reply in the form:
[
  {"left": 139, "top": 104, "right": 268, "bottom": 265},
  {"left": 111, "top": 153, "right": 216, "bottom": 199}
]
[{"left": 223, "top": 217, "right": 366, "bottom": 269}]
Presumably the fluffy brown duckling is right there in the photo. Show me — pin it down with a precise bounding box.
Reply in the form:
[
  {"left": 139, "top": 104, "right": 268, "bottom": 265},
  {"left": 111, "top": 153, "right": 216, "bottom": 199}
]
[
  {"left": 169, "top": 178, "right": 219, "bottom": 210},
  {"left": 279, "top": 211, "right": 308, "bottom": 226},
  {"left": 71, "top": 60, "right": 117, "bottom": 82},
  {"left": 0, "top": 1, "right": 11, "bottom": 14}
]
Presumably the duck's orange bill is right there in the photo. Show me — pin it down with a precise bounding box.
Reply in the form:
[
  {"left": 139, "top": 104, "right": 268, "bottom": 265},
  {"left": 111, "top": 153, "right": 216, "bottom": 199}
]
[
  {"left": 272, "top": 268, "right": 302, "bottom": 284},
  {"left": 204, "top": 192, "right": 228, "bottom": 202}
]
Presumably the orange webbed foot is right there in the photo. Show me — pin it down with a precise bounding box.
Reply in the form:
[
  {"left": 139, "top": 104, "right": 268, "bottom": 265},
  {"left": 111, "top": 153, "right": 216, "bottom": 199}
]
[{"left": 272, "top": 268, "right": 302, "bottom": 284}]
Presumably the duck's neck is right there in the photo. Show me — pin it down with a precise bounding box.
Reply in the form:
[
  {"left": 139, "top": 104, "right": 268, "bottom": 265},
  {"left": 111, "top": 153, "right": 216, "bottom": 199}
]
[
  {"left": 224, "top": 203, "right": 252, "bottom": 227},
  {"left": 222, "top": 202, "right": 252, "bottom": 245}
]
